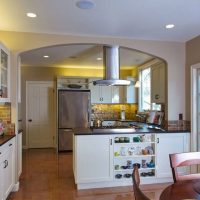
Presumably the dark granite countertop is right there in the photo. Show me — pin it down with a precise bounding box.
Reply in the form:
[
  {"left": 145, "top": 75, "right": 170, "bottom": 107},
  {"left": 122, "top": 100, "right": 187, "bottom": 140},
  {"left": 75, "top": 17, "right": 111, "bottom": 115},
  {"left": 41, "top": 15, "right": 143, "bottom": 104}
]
[
  {"left": 0, "top": 135, "right": 15, "bottom": 146},
  {"left": 73, "top": 126, "right": 190, "bottom": 136},
  {"left": 18, "top": 129, "right": 23, "bottom": 134}
]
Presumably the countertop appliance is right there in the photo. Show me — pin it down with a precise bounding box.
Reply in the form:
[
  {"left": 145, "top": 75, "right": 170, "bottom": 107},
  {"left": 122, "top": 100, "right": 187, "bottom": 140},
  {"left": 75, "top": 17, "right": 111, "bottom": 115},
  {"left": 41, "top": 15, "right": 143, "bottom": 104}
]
[{"left": 58, "top": 89, "right": 91, "bottom": 151}]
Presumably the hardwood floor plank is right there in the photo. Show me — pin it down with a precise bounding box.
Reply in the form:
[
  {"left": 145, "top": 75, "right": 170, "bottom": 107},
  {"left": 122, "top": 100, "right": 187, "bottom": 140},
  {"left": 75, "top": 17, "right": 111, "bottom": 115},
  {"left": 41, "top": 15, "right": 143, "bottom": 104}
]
[{"left": 8, "top": 149, "right": 170, "bottom": 200}]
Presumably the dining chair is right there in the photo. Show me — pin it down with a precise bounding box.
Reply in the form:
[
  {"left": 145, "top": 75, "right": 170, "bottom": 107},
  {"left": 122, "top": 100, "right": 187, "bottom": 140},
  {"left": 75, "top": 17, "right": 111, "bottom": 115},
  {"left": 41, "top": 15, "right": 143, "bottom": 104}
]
[
  {"left": 169, "top": 151, "right": 200, "bottom": 183},
  {"left": 132, "top": 165, "right": 151, "bottom": 200}
]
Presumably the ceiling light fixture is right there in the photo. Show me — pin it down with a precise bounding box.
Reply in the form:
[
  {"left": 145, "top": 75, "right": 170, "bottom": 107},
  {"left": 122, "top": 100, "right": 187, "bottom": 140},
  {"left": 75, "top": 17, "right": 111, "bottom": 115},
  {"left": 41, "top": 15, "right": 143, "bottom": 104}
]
[
  {"left": 96, "top": 57, "right": 102, "bottom": 61},
  {"left": 165, "top": 24, "right": 175, "bottom": 29},
  {"left": 43, "top": 55, "right": 49, "bottom": 58},
  {"left": 76, "top": 0, "right": 94, "bottom": 9},
  {"left": 26, "top": 12, "right": 37, "bottom": 18}
]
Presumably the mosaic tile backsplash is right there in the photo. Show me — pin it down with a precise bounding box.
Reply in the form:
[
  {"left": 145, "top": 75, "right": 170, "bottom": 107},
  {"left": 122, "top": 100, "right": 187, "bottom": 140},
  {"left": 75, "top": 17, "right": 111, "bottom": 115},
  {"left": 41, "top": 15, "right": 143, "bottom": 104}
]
[
  {"left": 91, "top": 104, "right": 138, "bottom": 120},
  {"left": 0, "top": 104, "right": 15, "bottom": 135}
]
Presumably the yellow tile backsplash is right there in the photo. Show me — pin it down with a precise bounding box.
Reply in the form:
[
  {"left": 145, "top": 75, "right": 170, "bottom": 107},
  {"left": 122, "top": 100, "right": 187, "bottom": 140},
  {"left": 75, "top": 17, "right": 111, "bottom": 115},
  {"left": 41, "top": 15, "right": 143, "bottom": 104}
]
[
  {"left": 0, "top": 104, "right": 15, "bottom": 135},
  {"left": 91, "top": 104, "right": 138, "bottom": 120}
]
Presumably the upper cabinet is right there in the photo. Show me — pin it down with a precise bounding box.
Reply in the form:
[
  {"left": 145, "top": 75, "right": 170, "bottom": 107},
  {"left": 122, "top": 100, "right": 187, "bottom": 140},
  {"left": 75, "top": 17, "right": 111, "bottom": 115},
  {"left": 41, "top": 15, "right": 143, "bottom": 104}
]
[
  {"left": 151, "top": 62, "right": 166, "bottom": 104},
  {"left": 0, "top": 43, "right": 10, "bottom": 102},
  {"left": 124, "top": 77, "right": 138, "bottom": 104},
  {"left": 88, "top": 78, "right": 138, "bottom": 104},
  {"left": 89, "top": 78, "right": 112, "bottom": 103}
]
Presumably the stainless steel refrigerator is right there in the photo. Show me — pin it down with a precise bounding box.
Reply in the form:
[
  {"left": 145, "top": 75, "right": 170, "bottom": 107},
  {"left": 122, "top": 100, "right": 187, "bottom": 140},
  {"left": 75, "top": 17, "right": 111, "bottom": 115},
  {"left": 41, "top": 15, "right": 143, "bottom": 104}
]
[{"left": 58, "top": 90, "right": 91, "bottom": 151}]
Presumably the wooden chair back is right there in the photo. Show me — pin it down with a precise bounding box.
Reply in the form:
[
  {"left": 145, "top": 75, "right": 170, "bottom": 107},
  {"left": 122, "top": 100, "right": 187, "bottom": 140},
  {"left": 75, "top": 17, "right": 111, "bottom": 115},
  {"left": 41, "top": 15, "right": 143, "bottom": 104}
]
[
  {"left": 132, "top": 166, "right": 151, "bottom": 200},
  {"left": 169, "top": 151, "right": 200, "bottom": 182}
]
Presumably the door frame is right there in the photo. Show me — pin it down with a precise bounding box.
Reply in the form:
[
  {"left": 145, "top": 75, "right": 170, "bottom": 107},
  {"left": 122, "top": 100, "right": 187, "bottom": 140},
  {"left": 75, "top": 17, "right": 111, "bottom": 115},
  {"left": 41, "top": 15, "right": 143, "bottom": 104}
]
[
  {"left": 26, "top": 81, "right": 55, "bottom": 148},
  {"left": 191, "top": 63, "right": 200, "bottom": 151}
]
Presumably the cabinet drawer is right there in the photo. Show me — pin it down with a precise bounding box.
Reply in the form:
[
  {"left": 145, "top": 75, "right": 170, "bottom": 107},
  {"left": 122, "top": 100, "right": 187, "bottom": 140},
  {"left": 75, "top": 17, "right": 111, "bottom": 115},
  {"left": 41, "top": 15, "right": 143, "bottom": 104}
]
[{"left": 0, "top": 138, "right": 15, "bottom": 155}]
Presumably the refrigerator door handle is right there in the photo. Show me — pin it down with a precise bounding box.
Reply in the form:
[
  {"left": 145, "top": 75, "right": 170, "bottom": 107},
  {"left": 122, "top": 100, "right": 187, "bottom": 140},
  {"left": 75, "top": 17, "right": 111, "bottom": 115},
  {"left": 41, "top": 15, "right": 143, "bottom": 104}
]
[{"left": 63, "top": 129, "right": 73, "bottom": 132}]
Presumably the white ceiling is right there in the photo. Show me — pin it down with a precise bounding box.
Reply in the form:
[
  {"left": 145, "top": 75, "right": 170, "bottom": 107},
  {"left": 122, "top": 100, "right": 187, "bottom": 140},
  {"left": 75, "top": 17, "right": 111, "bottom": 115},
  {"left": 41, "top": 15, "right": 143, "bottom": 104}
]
[
  {"left": 1, "top": 0, "right": 200, "bottom": 42},
  {"left": 20, "top": 45, "right": 154, "bottom": 68}
]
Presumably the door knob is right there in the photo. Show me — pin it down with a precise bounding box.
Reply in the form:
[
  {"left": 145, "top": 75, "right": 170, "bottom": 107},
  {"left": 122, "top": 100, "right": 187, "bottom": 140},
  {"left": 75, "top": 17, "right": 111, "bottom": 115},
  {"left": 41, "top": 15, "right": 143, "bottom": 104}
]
[{"left": 28, "top": 119, "right": 32, "bottom": 122}]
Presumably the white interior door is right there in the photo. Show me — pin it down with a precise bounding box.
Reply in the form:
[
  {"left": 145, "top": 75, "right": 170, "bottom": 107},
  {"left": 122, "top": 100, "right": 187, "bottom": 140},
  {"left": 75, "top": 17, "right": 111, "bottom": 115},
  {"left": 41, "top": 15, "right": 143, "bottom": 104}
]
[{"left": 27, "top": 81, "right": 55, "bottom": 148}]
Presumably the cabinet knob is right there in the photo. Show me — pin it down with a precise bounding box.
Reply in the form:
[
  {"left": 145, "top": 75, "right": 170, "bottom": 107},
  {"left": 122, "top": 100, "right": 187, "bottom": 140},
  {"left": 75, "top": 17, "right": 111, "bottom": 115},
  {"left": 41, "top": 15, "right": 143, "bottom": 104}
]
[
  {"left": 28, "top": 119, "right": 32, "bottom": 122},
  {"left": 155, "top": 94, "right": 160, "bottom": 99},
  {"left": 9, "top": 143, "right": 12, "bottom": 147}
]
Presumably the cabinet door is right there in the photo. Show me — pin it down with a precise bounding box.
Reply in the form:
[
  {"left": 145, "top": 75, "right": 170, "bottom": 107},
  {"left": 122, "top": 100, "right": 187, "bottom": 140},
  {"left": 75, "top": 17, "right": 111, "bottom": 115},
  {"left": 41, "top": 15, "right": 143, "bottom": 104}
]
[
  {"left": 17, "top": 132, "right": 22, "bottom": 178},
  {"left": 156, "top": 133, "right": 189, "bottom": 178},
  {"left": 0, "top": 43, "right": 10, "bottom": 102},
  {"left": 3, "top": 145, "right": 14, "bottom": 200},
  {"left": 75, "top": 135, "right": 113, "bottom": 183},
  {"left": 151, "top": 63, "right": 165, "bottom": 103},
  {"left": 101, "top": 86, "right": 112, "bottom": 103},
  {"left": 0, "top": 156, "right": 4, "bottom": 200},
  {"left": 88, "top": 79, "right": 101, "bottom": 103},
  {"left": 112, "top": 86, "right": 125, "bottom": 103}
]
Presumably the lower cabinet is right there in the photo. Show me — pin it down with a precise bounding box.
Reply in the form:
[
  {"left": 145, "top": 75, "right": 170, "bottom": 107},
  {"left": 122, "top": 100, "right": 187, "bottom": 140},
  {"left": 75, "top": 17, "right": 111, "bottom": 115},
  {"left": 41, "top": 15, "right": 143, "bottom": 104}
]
[
  {"left": 0, "top": 137, "right": 15, "bottom": 200},
  {"left": 74, "top": 135, "right": 113, "bottom": 183},
  {"left": 74, "top": 132, "right": 190, "bottom": 189},
  {"left": 156, "top": 133, "right": 190, "bottom": 179},
  {"left": 17, "top": 132, "right": 22, "bottom": 178}
]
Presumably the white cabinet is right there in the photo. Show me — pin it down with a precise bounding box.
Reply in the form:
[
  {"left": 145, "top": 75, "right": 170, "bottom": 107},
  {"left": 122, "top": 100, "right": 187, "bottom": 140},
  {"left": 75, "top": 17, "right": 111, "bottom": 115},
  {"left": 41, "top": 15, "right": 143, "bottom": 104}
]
[
  {"left": 124, "top": 77, "right": 138, "bottom": 103},
  {"left": 89, "top": 77, "right": 138, "bottom": 104},
  {"left": 156, "top": 133, "right": 189, "bottom": 179},
  {"left": 89, "top": 79, "right": 112, "bottom": 103},
  {"left": 111, "top": 86, "right": 125, "bottom": 103},
  {"left": 17, "top": 132, "right": 22, "bottom": 178},
  {"left": 113, "top": 134, "right": 156, "bottom": 182},
  {"left": 0, "top": 43, "right": 10, "bottom": 102},
  {"left": 151, "top": 62, "right": 166, "bottom": 103},
  {"left": 74, "top": 135, "right": 113, "bottom": 184},
  {"left": 0, "top": 137, "right": 15, "bottom": 200}
]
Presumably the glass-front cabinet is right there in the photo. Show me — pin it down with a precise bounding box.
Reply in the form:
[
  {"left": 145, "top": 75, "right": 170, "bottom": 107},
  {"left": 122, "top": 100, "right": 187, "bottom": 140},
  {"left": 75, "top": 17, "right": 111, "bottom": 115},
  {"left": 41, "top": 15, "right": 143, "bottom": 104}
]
[{"left": 0, "top": 43, "right": 10, "bottom": 102}]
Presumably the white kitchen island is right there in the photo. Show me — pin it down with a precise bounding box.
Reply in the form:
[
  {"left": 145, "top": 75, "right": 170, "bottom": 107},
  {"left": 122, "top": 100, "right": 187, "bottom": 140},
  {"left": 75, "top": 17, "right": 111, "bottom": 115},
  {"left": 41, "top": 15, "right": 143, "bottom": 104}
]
[{"left": 73, "top": 128, "right": 190, "bottom": 189}]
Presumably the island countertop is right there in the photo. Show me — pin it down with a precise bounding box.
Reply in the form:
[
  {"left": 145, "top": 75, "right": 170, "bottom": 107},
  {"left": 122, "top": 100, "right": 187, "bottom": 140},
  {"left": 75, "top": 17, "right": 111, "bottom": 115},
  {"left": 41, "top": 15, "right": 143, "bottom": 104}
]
[{"left": 73, "top": 127, "right": 190, "bottom": 135}]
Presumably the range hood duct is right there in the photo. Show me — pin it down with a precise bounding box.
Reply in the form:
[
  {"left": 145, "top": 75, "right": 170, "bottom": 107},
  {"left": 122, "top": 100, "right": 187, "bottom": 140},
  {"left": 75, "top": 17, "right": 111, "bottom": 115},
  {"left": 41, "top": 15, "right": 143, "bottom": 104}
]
[{"left": 93, "top": 46, "right": 131, "bottom": 86}]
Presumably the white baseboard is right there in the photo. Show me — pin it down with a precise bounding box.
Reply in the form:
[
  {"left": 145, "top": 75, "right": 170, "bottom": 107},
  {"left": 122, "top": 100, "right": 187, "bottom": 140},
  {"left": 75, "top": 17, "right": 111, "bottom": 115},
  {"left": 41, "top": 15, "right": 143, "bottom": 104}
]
[{"left": 12, "top": 182, "right": 19, "bottom": 192}]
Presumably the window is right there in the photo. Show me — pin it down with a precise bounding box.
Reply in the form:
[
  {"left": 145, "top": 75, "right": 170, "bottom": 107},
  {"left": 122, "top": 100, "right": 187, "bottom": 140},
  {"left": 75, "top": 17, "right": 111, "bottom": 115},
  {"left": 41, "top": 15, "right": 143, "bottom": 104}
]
[{"left": 139, "top": 67, "right": 151, "bottom": 111}]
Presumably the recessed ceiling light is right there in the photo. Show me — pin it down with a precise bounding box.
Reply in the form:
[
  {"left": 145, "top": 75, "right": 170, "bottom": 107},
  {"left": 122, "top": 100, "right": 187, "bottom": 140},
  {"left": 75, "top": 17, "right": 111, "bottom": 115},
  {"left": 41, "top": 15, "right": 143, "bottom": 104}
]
[
  {"left": 96, "top": 57, "right": 102, "bottom": 61},
  {"left": 76, "top": 0, "right": 94, "bottom": 9},
  {"left": 26, "top": 13, "right": 37, "bottom": 18},
  {"left": 43, "top": 55, "right": 49, "bottom": 58},
  {"left": 165, "top": 24, "right": 175, "bottom": 29}
]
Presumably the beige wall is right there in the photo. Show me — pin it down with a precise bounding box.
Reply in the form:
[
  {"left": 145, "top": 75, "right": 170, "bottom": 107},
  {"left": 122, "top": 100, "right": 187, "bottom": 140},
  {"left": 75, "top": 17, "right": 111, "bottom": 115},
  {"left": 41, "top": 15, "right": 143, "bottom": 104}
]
[
  {"left": 0, "top": 31, "right": 186, "bottom": 132},
  {"left": 186, "top": 35, "right": 200, "bottom": 120}
]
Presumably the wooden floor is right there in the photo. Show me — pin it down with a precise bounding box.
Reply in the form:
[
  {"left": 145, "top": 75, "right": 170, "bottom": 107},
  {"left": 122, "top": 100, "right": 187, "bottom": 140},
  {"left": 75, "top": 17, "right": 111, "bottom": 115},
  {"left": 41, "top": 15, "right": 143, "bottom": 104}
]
[{"left": 8, "top": 149, "right": 170, "bottom": 200}]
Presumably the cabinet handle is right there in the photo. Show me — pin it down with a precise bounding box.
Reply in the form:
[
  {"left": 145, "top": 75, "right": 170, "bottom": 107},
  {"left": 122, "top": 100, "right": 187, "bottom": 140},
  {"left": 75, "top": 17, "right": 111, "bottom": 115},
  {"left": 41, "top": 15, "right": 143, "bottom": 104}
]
[
  {"left": 9, "top": 143, "right": 12, "bottom": 146},
  {"left": 157, "top": 138, "right": 159, "bottom": 143},
  {"left": 4, "top": 160, "right": 7, "bottom": 168},
  {"left": 110, "top": 139, "right": 112, "bottom": 145},
  {"left": 6, "top": 160, "right": 8, "bottom": 168}
]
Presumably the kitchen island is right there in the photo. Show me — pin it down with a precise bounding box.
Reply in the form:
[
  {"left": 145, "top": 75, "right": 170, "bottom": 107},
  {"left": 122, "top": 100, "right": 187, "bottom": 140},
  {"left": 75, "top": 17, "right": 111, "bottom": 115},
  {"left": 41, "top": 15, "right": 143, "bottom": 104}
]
[{"left": 73, "top": 126, "right": 190, "bottom": 189}]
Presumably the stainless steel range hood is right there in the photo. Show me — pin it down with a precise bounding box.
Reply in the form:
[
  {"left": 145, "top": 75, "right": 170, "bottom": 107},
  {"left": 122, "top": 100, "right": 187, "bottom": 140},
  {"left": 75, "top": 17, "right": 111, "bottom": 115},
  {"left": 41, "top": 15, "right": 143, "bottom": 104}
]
[{"left": 93, "top": 46, "right": 131, "bottom": 86}]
